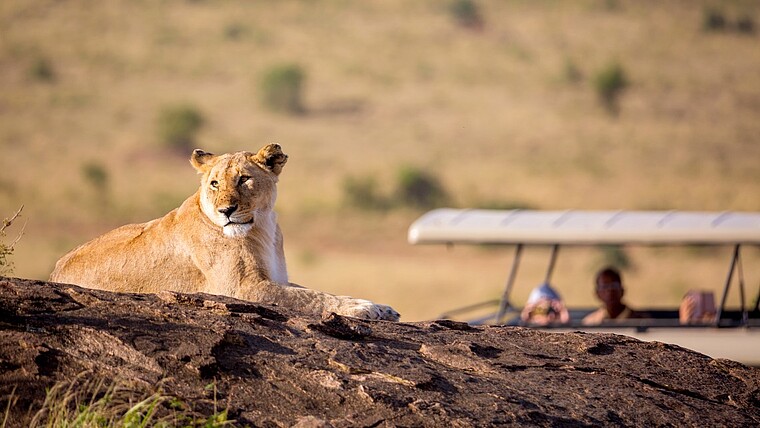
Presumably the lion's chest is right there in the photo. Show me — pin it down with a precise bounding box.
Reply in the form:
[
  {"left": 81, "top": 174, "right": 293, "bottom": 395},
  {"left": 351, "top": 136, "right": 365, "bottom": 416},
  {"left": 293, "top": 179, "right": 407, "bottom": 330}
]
[
  {"left": 247, "top": 216, "right": 287, "bottom": 284},
  {"left": 260, "top": 243, "right": 287, "bottom": 284}
]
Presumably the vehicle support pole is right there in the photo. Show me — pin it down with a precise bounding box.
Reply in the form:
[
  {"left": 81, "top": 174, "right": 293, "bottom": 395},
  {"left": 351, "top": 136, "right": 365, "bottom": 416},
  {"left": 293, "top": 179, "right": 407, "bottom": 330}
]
[
  {"left": 737, "top": 248, "right": 747, "bottom": 326},
  {"left": 496, "top": 244, "right": 523, "bottom": 324},
  {"left": 715, "top": 244, "right": 740, "bottom": 327},
  {"left": 543, "top": 244, "right": 560, "bottom": 285}
]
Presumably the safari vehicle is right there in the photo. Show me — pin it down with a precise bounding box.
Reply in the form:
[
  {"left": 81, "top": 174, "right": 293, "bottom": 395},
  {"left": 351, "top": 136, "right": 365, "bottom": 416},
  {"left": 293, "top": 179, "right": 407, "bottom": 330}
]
[{"left": 408, "top": 209, "right": 760, "bottom": 365}]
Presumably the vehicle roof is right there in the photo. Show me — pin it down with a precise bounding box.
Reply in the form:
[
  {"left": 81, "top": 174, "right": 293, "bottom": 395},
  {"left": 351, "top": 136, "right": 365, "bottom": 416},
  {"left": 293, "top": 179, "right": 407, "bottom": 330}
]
[{"left": 408, "top": 209, "right": 760, "bottom": 245}]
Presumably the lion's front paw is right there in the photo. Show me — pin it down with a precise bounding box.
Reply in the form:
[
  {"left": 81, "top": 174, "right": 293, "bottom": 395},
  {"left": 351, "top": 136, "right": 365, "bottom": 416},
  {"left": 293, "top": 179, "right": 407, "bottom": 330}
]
[{"left": 338, "top": 298, "right": 400, "bottom": 321}]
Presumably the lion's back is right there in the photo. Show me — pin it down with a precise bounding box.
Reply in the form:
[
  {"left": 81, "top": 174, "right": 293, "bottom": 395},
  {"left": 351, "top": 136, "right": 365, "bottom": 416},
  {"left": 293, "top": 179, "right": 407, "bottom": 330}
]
[{"left": 49, "top": 217, "right": 178, "bottom": 291}]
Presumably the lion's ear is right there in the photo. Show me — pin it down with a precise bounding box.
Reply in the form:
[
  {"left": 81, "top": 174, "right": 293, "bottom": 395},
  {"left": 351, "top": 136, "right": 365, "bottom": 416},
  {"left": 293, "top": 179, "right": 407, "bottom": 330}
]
[
  {"left": 252, "top": 143, "right": 288, "bottom": 176},
  {"left": 190, "top": 149, "right": 216, "bottom": 173}
]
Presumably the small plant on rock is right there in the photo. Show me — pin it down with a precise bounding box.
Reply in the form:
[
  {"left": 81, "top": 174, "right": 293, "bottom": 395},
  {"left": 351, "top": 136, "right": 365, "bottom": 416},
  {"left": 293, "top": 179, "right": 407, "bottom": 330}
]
[{"left": 0, "top": 206, "right": 24, "bottom": 276}]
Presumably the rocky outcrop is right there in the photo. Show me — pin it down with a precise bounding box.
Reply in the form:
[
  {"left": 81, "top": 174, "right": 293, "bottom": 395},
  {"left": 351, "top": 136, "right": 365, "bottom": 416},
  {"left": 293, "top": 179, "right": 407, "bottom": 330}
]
[{"left": 1, "top": 277, "right": 759, "bottom": 427}]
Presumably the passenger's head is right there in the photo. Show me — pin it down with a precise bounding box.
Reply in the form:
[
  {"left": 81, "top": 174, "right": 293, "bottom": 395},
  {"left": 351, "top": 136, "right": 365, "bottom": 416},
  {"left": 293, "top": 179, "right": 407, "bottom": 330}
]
[
  {"left": 523, "top": 283, "right": 568, "bottom": 325},
  {"left": 526, "top": 283, "right": 561, "bottom": 305},
  {"left": 595, "top": 267, "right": 624, "bottom": 307}
]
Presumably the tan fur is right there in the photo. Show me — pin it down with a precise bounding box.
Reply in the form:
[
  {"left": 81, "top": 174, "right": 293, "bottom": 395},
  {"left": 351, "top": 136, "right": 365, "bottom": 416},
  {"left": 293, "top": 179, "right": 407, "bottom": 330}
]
[{"left": 50, "top": 144, "right": 399, "bottom": 321}]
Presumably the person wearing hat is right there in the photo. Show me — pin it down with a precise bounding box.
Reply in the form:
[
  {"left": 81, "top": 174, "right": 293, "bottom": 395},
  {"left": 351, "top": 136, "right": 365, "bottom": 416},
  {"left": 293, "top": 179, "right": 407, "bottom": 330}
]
[{"left": 520, "top": 282, "right": 570, "bottom": 326}]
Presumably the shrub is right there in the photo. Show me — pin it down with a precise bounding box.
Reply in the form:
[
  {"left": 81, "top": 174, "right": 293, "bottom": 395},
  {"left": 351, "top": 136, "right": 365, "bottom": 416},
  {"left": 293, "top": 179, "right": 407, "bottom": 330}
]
[
  {"left": 223, "top": 22, "right": 247, "bottom": 40},
  {"left": 82, "top": 161, "right": 110, "bottom": 211},
  {"left": 702, "top": 9, "right": 756, "bottom": 35},
  {"left": 597, "top": 245, "right": 633, "bottom": 271},
  {"left": 593, "top": 61, "right": 628, "bottom": 115},
  {"left": 82, "top": 162, "right": 108, "bottom": 192},
  {"left": 157, "top": 104, "right": 204, "bottom": 151},
  {"left": 28, "top": 57, "right": 55, "bottom": 82},
  {"left": 394, "top": 166, "right": 448, "bottom": 210},
  {"left": 702, "top": 8, "right": 727, "bottom": 32},
  {"left": 259, "top": 64, "right": 306, "bottom": 115},
  {"left": 448, "top": 0, "right": 484, "bottom": 30},
  {"left": 342, "top": 175, "right": 388, "bottom": 211},
  {"left": 736, "top": 14, "right": 755, "bottom": 34}
]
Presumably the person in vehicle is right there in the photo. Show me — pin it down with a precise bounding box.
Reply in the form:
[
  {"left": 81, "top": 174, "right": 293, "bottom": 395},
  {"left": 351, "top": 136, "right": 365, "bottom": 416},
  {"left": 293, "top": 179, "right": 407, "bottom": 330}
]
[
  {"left": 582, "top": 267, "right": 642, "bottom": 325},
  {"left": 679, "top": 290, "right": 716, "bottom": 324},
  {"left": 521, "top": 282, "right": 570, "bottom": 326}
]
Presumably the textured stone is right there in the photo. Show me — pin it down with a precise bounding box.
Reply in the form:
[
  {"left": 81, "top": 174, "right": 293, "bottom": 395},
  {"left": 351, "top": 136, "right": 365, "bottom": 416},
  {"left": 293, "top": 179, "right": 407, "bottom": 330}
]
[{"left": 0, "top": 277, "right": 758, "bottom": 427}]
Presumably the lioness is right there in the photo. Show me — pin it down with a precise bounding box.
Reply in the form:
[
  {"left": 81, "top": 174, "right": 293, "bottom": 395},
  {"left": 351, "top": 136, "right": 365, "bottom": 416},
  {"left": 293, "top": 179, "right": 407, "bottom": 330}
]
[{"left": 50, "top": 144, "right": 400, "bottom": 321}]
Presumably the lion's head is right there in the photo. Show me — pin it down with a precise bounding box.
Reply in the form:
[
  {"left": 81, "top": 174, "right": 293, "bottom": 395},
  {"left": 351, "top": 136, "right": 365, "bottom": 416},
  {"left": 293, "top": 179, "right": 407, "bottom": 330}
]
[{"left": 190, "top": 143, "right": 288, "bottom": 238}]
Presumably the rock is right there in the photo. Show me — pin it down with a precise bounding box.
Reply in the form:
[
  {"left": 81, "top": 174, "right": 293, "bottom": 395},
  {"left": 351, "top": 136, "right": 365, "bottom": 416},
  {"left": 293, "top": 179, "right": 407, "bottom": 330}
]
[{"left": 0, "top": 277, "right": 759, "bottom": 427}]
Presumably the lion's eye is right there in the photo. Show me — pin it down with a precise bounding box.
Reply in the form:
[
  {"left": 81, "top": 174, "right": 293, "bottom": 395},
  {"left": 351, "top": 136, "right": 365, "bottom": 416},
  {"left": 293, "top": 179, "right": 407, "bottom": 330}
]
[
  {"left": 238, "top": 176, "right": 250, "bottom": 186},
  {"left": 210, "top": 180, "right": 219, "bottom": 189}
]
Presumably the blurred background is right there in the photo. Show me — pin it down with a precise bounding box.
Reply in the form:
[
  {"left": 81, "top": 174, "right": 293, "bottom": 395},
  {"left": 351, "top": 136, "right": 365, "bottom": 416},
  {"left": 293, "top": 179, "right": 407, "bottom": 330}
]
[{"left": 1, "top": 0, "right": 758, "bottom": 321}]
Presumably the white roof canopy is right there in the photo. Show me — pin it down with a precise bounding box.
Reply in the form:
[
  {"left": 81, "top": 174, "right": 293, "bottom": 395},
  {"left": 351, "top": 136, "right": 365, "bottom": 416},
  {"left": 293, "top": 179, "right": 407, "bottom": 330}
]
[{"left": 408, "top": 209, "right": 760, "bottom": 246}]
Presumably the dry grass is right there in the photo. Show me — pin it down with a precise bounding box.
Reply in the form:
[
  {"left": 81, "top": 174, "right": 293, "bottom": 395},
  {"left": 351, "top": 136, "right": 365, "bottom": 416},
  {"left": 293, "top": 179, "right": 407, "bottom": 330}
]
[
  {"left": 1, "top": 375, "right": 233, "bottom": 427},
  {"left": 2, "top": 0, "right": 759, "bottom": 320}
]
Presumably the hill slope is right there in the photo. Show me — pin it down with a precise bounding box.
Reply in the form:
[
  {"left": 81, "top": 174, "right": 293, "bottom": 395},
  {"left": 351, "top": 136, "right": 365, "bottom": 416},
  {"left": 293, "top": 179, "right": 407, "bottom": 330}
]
[{"left": 2, "top": 0, "right": 760, "bottom": 320}]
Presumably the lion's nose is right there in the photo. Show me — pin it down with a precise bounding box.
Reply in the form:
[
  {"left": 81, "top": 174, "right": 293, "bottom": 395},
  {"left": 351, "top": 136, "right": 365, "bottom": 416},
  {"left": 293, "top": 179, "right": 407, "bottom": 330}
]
[{"left": 218, "top": 205, "right": 238, "bottom": 217}]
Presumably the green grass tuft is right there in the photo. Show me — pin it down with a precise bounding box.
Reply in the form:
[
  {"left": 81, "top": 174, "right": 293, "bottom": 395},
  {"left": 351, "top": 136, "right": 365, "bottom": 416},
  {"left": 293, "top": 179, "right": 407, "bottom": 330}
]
[{"left": 3, "top": 376, "right": 237, "bottom": 428}]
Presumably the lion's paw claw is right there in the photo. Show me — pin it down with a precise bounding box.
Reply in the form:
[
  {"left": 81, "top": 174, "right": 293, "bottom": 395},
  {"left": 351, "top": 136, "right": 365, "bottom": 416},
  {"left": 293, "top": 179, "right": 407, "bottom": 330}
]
[{"left": 339, "top": 299, "right": 400, "bottom": 321}]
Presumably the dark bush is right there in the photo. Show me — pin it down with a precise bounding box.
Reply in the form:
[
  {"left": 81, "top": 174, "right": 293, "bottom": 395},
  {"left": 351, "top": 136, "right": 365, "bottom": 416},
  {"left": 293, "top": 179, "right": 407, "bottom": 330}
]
[
  {"left": 702, "top": 8, "right": 727, "bottom": 32},
  {"left": 82, "top": 162, "right": 109, "bottom": 192},
  {"left": 157, "top": 104, "right": 204, "bottom": 151},
  {"left": 395, "top": 166, "right": 448, "bottom": 210},
  {"left": 449, "top": 0, "right": 483, "bottom": 30},
  {"left": 28, "top": 57, "right": 55, "bottom": 82},
  {"left": 593, "top": 61, "right": 628, "bottom": 115},
  {"left": 736, "top": 14, "right": 755, "bottom": 34},
  {"left": 223, "top": 23, "right": 247, "bottom": 40},
  {"left": 259, "top": 64, "right": 306, "bottom": 115},
  {"left": 82, "top": 161, "right": 110, "bottom": 210}
]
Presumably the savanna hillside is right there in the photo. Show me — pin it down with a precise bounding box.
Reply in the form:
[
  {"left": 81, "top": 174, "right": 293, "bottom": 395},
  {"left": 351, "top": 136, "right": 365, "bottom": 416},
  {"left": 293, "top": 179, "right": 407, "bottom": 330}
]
[{"left": 1, "top": 0, "right": 759, "bottom": 321}]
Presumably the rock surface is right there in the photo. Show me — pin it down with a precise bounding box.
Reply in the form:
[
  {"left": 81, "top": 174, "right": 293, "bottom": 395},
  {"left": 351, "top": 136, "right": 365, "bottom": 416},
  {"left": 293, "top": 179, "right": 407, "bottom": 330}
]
[{"left": 1, "top": 277, "right": 759, "bottom": 427}]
